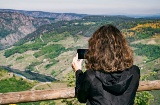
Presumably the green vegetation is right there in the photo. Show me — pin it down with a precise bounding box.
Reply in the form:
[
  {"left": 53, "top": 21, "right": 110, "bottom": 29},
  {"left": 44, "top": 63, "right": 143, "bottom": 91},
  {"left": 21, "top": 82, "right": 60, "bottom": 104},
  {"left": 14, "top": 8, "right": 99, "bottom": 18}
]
[
  {"left": 33, "top": 44, "right": 66, "bottom": 59},
  {"left": 45, "top": 63, "right": 54, "bottom": 69},
  {"left": 0, "top": 68, "right": 55, "bottom": 105},
  {"left": 131, "top": 43, "right": 160, "bottom": 61},
  {"left": 51, "top": 70, "right": 56, "bottom": 75},
  {"left": 41, "top": 32, "right": 70, "bottom": 43},
  {"left": 136, "top": 32, "right": 152, "bottom": 39},
  {"left": 25, "top": 62, "right": 42, "bottom": 71},
  {"left": 17, "top": 100, "right": 55, "bottom": 105},
  {"left": 16, "top": 56, "right": 24, "bottom": 60},
  {"left": 135, "top": 91, "right": 154, "bottom": 105},
  {"left": 135, "top": 27, "right": 160, "bottom": 39},
  {"left": 65, "top": 71, "right": 76, "bottom": 87},
  {"left": 4, "top": 42, "right": 47, "bottom": 57},
  {"left": 61, "top": 71, "right": 85, "bottom": 105},
  {"left": 0, "top": 29, "right": 15, "bottom": 38},
  {"left": 0, "top": 68, "right": 36, "bottom": 93},
  {"left": 0, "top": 68, "right": 8, "bottom": 77},
  {"left": 5, "top": 16, "right": 160, "bottom": 60},
  {"left": 0, "top": 77, "right": 34, "bottom": 93},
  {"left": 135, "top": 72, "right": 157, "bottom": 105}
]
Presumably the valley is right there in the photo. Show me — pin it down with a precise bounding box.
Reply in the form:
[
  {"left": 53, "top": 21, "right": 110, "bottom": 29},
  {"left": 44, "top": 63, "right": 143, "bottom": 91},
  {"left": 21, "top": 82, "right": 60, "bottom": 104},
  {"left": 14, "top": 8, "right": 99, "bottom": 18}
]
[{"left": 0, "top": 9, "right": 160, "bottom": 105}]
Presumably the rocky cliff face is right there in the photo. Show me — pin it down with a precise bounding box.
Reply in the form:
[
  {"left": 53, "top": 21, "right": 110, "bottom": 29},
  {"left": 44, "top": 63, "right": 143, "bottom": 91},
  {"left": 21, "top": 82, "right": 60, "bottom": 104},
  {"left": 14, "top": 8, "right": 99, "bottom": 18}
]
[{"left": 0, "top": 12, "right": 52, "bottom": 49}]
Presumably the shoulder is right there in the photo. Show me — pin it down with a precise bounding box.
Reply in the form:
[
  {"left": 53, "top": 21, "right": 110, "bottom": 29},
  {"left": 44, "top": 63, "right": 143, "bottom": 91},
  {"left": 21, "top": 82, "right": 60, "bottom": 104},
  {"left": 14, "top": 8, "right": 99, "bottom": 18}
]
[
  {"left": 84, "top": 69, "right": 95, "bottom": 75},
  {"left": 130, "top": 65, "right": 140, "bottom": 78},
  {"left": 132, "top": 65, "right": 139, "bottom": 69},
  {"left": 132, "top": 65, "right": 140, "bottom": 74}
]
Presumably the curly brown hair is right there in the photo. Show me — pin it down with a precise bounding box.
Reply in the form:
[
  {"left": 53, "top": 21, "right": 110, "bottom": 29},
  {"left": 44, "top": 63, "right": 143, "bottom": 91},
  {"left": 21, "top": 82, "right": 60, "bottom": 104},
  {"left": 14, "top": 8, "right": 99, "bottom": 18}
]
[{"left": 85, "top": 24, "right": 133, "bottom": 72}]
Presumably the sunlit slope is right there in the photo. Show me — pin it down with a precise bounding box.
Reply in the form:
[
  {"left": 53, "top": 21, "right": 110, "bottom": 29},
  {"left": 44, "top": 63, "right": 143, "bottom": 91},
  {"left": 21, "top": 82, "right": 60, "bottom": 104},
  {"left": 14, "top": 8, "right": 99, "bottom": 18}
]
[
  {"left": 0, "top": 15, "right": 160, "bottom": 81},
  {"left": 0, "top": 35, "right": 88, "bottom": 80}
]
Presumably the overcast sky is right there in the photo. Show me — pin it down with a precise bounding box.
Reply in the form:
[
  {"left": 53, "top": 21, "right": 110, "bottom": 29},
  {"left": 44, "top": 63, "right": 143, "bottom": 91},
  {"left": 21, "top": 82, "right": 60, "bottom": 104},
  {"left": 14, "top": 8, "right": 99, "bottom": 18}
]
[{"left": 0, "top": 0, "right": 160, "bottom": 15}]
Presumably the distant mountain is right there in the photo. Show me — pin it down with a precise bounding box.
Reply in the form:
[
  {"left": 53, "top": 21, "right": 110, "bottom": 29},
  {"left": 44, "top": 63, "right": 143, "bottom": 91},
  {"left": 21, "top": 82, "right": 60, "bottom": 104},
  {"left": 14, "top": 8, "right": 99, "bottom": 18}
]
[
  {"left": 126, "top": 14, "right": 160, "bottom": 19},
  {"left": 0, "top": 9, "right": 87, "bottom": 21},
  {"left": 0, "top": 11, "right": 53, "bottom": 49}
]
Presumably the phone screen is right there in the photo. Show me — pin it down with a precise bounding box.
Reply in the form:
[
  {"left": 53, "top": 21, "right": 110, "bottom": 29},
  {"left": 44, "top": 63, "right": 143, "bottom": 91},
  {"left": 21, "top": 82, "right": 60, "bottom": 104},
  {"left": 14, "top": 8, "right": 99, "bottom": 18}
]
[{"left": 77, "top": 49, "right": 88, "bottom": 59}]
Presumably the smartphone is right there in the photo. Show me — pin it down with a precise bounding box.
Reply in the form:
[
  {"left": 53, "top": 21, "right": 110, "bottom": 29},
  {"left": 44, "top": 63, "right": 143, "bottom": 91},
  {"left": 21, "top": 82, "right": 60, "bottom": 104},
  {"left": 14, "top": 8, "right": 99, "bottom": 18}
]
[{"left": 77, "top": 49, "right": 88, "bottom": 59}]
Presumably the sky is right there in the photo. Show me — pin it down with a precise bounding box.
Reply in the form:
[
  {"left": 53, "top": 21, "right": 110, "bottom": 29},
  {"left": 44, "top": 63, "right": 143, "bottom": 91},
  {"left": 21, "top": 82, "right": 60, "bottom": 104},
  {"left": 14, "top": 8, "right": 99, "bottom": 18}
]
[{"left": 0, "top": 0, "right": 160, "bottom": 15}]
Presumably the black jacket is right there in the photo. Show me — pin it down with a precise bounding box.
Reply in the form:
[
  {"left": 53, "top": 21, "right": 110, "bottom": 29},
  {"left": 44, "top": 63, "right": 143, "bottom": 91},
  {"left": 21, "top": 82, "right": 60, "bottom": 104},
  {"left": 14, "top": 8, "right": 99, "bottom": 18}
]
[{"left": 75, "top": 65, "right": 140, "bottom": 105}]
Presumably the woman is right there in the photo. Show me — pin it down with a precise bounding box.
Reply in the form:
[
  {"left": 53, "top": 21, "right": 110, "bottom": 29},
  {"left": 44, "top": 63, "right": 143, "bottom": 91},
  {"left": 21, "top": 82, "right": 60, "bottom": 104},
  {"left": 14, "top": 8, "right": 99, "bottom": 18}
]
[{"left": 72, "top": 24, "right": 140, "bottom": 105}]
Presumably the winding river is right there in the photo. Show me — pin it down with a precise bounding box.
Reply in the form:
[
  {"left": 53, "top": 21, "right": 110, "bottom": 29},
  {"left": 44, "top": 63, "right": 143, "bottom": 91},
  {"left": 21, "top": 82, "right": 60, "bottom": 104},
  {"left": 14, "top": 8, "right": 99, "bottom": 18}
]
[{"left": 0, "top": 66, "right": 57, "bottom": 82}]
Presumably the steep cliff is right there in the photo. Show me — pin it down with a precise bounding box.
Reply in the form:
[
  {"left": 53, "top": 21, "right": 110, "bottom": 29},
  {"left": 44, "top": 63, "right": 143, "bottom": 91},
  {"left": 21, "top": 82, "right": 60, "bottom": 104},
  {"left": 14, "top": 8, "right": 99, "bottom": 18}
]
[{"left": 0, "top": 11, "right": 52, "bottom": 49}]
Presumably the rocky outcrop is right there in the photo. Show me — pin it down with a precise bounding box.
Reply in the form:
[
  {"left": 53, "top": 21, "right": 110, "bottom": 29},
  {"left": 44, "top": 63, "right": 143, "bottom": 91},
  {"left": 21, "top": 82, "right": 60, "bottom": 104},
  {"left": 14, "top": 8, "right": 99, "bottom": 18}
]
[
  {"left": 0, "top": 11, "right": 52, "bottom": 48},
  {"left": 1, "top": 33, "right": 25, "bottom": 46}
]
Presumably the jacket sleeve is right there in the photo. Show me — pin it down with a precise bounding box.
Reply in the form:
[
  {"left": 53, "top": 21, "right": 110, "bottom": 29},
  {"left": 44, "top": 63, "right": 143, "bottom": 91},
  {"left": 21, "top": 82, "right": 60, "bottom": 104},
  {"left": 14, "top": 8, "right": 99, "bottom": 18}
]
[
  {"left": 75, "top": 70, "right": 91, "bottom": 103},
  {"left": 133, "top": 65, "right": 140, "bottom": 90}
]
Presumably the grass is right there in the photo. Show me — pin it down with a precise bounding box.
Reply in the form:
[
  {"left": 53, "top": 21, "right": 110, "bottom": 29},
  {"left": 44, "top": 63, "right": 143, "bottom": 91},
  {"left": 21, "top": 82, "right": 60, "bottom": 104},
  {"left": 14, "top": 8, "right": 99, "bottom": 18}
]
[{"left": 34, "top": 82, "right": 68, "bottom": 90}]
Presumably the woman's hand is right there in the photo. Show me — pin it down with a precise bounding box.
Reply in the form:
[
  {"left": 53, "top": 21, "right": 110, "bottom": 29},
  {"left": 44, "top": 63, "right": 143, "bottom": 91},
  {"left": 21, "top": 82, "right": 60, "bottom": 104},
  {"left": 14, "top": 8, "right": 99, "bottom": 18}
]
[{"left": 72, "top": 53, "right": 83, "bottom": 72}]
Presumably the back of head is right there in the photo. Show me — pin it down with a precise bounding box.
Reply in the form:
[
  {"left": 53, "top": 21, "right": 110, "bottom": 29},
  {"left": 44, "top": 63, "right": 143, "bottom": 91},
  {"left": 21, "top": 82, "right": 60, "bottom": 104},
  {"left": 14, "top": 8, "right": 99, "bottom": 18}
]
[{"left": 85, "top": 24, "right": 133, "bottom": 72}]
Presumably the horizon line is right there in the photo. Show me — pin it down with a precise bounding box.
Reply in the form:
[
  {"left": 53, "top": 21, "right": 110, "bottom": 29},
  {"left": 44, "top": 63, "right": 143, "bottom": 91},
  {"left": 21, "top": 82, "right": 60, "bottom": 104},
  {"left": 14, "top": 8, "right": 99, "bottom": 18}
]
[{"left": 0, "top": 8, "right": 160, "bottom": 17}]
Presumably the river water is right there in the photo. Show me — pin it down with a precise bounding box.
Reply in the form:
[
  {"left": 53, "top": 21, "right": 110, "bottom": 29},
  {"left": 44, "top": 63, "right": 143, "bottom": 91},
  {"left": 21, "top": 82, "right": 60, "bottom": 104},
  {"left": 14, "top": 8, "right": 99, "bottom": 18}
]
[{"left": 0, "top": 66, "right": 57, "bottom": 82}]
